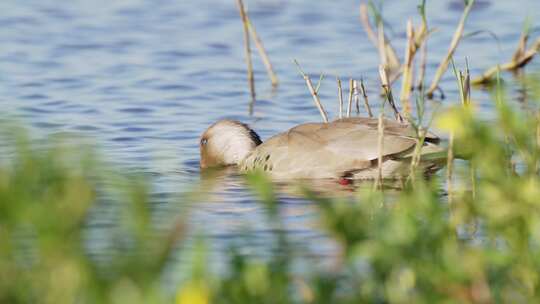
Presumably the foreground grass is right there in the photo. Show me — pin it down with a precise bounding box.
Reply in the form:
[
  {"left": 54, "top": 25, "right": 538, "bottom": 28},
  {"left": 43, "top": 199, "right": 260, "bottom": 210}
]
[{"left": 2, "top": 74, "right": 540, "bottom": 303}]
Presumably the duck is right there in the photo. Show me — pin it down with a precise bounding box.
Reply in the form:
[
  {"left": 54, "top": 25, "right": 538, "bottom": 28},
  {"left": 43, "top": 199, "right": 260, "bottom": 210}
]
[{"left": 199, "top": 117, "right": 444, "bottom": 180}]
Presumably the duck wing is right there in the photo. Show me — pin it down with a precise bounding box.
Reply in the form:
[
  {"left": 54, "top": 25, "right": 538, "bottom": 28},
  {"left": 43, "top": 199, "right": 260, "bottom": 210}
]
[
  {"left": 334, "top": 117, "right": 439, "bottom": 143},
  {"left": 242, "top": 118, "right": 420, "bottom": 179}
]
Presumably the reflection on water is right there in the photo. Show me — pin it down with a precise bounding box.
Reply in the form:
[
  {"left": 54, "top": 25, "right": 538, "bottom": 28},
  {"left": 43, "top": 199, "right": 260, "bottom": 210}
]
[{"left": 1, "top": 0, "right": 540, "bottom": 279}]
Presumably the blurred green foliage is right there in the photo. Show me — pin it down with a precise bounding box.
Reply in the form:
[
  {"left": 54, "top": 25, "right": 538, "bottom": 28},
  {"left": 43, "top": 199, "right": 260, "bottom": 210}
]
[
  {"left": 0, "top": 132, "right": 182, "bottom": 304},
  {"left": 2, "top": 75, "right": 540, "bottom": 303}
]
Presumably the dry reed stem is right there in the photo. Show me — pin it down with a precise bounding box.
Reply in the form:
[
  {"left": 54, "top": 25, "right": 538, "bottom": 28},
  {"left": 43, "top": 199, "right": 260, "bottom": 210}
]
[
  {"left": 360, "top": 79, "right": 373, "bottom": 117},
  {"left": 359, "top": 4, "right": 400, "bottom": 73},
  {"left": 236, "top": 0, "right": 256, "bottom": 100},
  {"left": 409, "top": 127, "right": 426, "bottom": 183},
  {"left": 460, "top": 70, "right": 466, "bottom": 104},
  {"left": 399, "top": 20, "right": 415, "bottom": 115},
  {"left": 415, "top": 14, "right": 428, "bottom": 46},
  {"left": 337, "top": 76, "right": 344, "bottom": 119},
  {"left": 294, "top": 60, "right": 329, "bottom": 123},
  {"left": 417, "top": 42, "right": 428, "bottom": 89},
  {"left": 315, "top": 74, "right": 325, "bottom": 93},
  {"left": 353, "top": 80, "right": 360, "bottom": 115},
  {"left": 359, "top": 3, "right": 379, "bottom": 47},
  {"left": 471, "top": 38, "right": 540, "bottom": 85},
  {"left": 376, "top": 113, "right": 384, "bottom": 188},
  {"left": 464, "top": 62, "right": 471, "bottom": 104},
  {"left": 377, "top": 21, "right": 388, "bottom": 67},
  {"left": 450, "top": 60, "right": 466, "bottom": 206},
  {"left": 347, "top": 79, "right": 354, "bottom": 117},
  {"left": 426, "top": 0, "right": 475, "bottom": 97},
  {"left": 452, "top": 59, "right": 471, "bottom": 106},
  {"left": 453, "top": 61, "right": 463, "bottom": 103},
  {"left": 379, "top": 65, "right": 404, "bottom": 123},
  {"left": 512, "top": 29, "right": 529, "bottom": 63},
  {"left": 246, "top": 17, "right": 279, "bottom": 87}
]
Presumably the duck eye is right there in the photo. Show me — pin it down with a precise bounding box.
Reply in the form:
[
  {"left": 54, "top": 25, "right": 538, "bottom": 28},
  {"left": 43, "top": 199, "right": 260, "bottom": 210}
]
[{"left": 200, "top": 138, "right": 208, "bottom": 146}]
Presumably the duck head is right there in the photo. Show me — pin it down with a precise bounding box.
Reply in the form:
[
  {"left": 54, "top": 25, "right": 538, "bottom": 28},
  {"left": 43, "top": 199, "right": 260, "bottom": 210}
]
[{"left": 199, "top": 120, "right": 262, "bottom": 168}]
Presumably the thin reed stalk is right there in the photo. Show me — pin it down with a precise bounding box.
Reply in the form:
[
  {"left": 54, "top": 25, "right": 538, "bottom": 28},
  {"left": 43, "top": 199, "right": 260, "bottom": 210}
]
[
  {"left": 512, "top": 23, "right": 529, "bottom": 63},
  {"left": 415, "top": 0, "right": 429, "bottom": 45},
  {"left": 246, "top": 17, "right": 279, "bottom": 87},
  {"left": 360, "top": 79, "right": 373, "bottom": 117},
  {"left": 426, "top": 0, "right": 475, "bottom": 97},
  {"left": 408, "top": 127, "right": 426, "bottom": 183},
  {"left": 379, "top": 66, "right": 404, "bottom": 123},
  {"left": 353, "top": 80, "right": 360, "bottom": 115},
  {"left": 399, "top": 19, "right": 415, "bottom": 115},
  {"left": 315, "top": 74, "right": 325, "bottom": 93},
  {"left": 448, "top": 56, "right": 473, "bottom": 204},
  {"left": 359, "top": 3, "right": 400, "bottom": 74},
  {"left": 236, "top": 0, "right": 256, "bottom": 100},
  {"left": 347, "top": 79, "right": 354, "bottom": 118},
  {"left": 337, "top": 76, "right": 344, "bottom": 119},
  {"left": 375, "top": 113, "right": 384, "bottom": 189},
  {"left": 451, "top": 58, "right": 472, "bottom": 105},
  {"left": 417, "top": 37, "right": 428, "bottom": 90},
  {"left": 464, "top": 60, "right": 471, "bottom": 104},
  {"left": 377, "top": 20, "right": 388, "bottom": 68},
  {"left": 359, "top": 3, "right": 379, "bottom": 48},
  {"left": 416, "top": 0, "right": 429, "bottom": 90},
  {"left": 294, "top": 60, "right": 329, "bottom": 123}
]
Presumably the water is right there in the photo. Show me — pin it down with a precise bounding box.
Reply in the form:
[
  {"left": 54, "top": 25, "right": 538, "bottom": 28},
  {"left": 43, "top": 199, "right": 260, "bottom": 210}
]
[{"left": 1, "top": 0, "right": 540, "bottom": 280}]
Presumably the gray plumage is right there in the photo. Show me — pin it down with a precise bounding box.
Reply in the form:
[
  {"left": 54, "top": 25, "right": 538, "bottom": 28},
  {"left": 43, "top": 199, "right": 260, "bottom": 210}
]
[{"left": 200, "top": 118, "right": 443, "bottom": 180}]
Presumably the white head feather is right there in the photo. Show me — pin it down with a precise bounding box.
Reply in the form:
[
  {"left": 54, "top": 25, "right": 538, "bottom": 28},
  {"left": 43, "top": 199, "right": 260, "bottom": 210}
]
[{"left": 200, "top": 120, "right": 262, "bottom": 168}]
